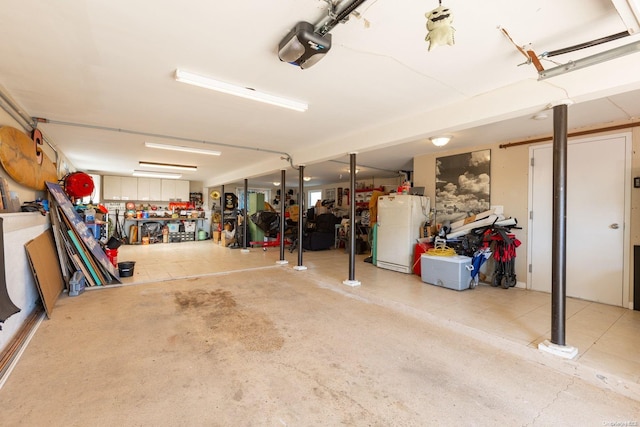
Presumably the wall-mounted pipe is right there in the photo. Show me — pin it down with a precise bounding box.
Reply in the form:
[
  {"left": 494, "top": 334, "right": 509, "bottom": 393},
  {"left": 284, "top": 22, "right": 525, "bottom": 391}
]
[
  {"left": 33, "top": 117, "right": 293, "bottom": 159},
  {"left": 499, "top": 120, "right": 640, "bottom": 149},
  {"left": 0, "top": 88, "right": 36, "bottom": 131}
]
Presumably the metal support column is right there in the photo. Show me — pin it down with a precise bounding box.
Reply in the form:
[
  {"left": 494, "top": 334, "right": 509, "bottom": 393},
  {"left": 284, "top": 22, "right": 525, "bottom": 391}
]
[
  {"left": 277, "top": 170, "right": 288, "bottom": 265},
  {"left": 241, "top": 179, "right": 249, "bottom": 252},
  {"left": 538, "top": 101, "right": 577, "bottom": 359},
  {"left": 294, "top": 165, "right": 307, "bottom": 270},
  {"left": 220, "top": 184, "right": 225, "bottom": 233},
  {"left": 551, "top": 103, "right": 568, "bottom": 345},
  {"left": 343, "top": 153, "right": 361, "bottom": 287}
]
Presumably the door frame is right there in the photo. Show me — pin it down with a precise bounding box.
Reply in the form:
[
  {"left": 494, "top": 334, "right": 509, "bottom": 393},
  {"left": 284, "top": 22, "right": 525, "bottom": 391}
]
[{"left": 526, "top": 132, "right": 632, "bottom": 307}]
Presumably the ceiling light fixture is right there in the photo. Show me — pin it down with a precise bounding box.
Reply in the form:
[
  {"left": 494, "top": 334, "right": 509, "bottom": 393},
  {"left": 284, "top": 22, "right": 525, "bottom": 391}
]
[
  {"left": 139, "top": 161, "right": 197, "bottom": 171},
  {"left": 430, "top": 136, "right": 452, "bottom": 147},
  {"left": 303, "top": 176, "right": 311, "bottom": 181},
  {"left": 175, "top": 69, "right": 308, "bottom": 112},
  {"left": 144, "top": 141, "right": 221, "bottom": 156},
  {"left": 273, "top": 181, "right": 281, "bottom": 186},
  {"left": 132, "top": 170, "right": 182, "bottom": 179}
]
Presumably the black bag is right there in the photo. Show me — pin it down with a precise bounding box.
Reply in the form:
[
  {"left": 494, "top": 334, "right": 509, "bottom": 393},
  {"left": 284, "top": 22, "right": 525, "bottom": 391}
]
[
  {"left": 302, "top": 232, "right": 334, "bottom": 251},
  {"left": 141, "top": 222, "right": 164, "bottom": 243},
  {"left": 250, "top": 211, "right": 280, "bottom": 237},
  {"left": 315, "top": 213, "right": 340, "bottom": 233}
]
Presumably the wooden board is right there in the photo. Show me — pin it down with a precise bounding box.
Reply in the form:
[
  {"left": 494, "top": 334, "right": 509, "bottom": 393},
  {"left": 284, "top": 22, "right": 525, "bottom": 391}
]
[
  {"left": 46, "top": 182, "right": 121, "bottom": 283},
  {"left": 57, "top": 207, "right": 107, "bottom": 284},
  {"left": 25, "top": 230, "right": 65, "bottom": 318},
  {"left": 67, "top": 231, "right": 102, "bottom": 286},
  {"left": 450, "top": 209, "right": 495, "bottom": 231},
  {"left": 48, "top": 196, "right": 71, "bottom": 286},
  {"left": 71, "top": 254, "right": 97, "bottom": 287},
  {"left": 0, "top": 126, "right": 57, "bottom": 191}
]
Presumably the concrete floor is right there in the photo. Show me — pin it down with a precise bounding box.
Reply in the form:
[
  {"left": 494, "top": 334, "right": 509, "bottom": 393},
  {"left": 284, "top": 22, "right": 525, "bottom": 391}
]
[{"left": 1, "top": 240, "right": 640, "bottom": 425}]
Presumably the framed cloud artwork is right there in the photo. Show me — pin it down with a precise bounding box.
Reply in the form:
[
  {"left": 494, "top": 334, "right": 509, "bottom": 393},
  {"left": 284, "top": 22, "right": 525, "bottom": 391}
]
[{"left": 435, "top": 149, "right": 491, "bottom": 223}]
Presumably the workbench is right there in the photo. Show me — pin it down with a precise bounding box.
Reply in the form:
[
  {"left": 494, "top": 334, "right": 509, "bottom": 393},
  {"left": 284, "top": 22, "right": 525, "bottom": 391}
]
[{"left": 124, "top": 217, "right": 208, "bottom": 243}]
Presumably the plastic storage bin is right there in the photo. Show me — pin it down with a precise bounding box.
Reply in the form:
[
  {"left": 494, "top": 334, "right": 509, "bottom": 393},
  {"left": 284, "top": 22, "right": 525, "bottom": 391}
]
[
  {"left": 420, "top": 254, "right": 473, "bottom": 291},
  {"left": 69, "top": 271, "right": 86, "bottom": 296}
]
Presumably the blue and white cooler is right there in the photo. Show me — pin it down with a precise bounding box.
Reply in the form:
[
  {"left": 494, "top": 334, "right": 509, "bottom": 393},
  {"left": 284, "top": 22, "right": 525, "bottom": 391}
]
[{"left": 420, "top": 254, "right": 473, "bottom": 291}]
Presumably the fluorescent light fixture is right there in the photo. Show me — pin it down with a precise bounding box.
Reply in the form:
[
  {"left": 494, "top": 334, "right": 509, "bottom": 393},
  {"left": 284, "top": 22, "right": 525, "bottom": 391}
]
[
  {"left": 132, "top": 170, "right": 182, "bottom": 179},
  {"left": 145, "top": 141, "right": 221, "bottom": 156},
  {"left": 175, "top": 69, "right": 308, "bottom": 112},
  {"left": 139, "top": 161, "right": 197, "bottom": 171},
  {"left": 430, "top": 136, "right": 451, "bottom": 147}
]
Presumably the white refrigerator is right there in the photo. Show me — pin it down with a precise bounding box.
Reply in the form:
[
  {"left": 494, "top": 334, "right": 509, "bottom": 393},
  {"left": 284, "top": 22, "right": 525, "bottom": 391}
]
[{"left": 376, "top": 194, "right": 430, "bottom": 274}]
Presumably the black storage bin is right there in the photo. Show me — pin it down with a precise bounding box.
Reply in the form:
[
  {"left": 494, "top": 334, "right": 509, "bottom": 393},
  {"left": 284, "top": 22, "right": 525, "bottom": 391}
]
[
  {"left": 303, "top": 232, "right": 334, "bottom": 251},
  {"left": 118, "top": 261, "right": 136, "bottom": 277}
]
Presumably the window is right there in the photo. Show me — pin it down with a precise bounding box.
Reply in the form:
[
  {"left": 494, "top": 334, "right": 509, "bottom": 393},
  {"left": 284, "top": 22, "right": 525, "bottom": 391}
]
[
  {"left": 309, "top": 190, "right": 322, "bottom": 208},
  {"left": 79, "top": 174, "right": 101, "bottom": 204}
]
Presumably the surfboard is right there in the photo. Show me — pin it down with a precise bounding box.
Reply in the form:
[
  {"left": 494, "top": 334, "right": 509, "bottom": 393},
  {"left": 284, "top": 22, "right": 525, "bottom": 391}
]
[
  {"left": 446, "top": 214, "right": 503, "bottom": 239},
  {"left": 0, "top": 126, "right": 57, "bottom": 190}
]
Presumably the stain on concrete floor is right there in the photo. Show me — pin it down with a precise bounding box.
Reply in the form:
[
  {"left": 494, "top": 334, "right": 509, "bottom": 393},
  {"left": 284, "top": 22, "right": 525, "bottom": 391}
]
[{"left": 175, "top": 288, "right": 284, "bottom": 352}]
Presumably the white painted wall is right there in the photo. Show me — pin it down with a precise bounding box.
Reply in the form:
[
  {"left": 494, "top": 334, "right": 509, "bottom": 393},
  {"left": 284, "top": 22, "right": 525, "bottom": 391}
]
[
  {"left": 413, "top": 124, "right": 640, "bottom": 303},
  {"left": 0, "top": 213, "right": 49, "bottom": 353},
  {"left": 0, "top": 109, "right": 54, "bottom": 354}
]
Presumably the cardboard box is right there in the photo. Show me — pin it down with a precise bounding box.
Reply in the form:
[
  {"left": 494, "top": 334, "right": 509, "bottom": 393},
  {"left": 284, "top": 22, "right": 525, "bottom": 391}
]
[
  {"left": 221, "top": 234, "right": 236, "bottom": 247},
  {"left": 420, "top": 254, "right": 472, "bottom": 291},
  {"left": 213, "top": 231, "right": 221, "bottom": 243}
]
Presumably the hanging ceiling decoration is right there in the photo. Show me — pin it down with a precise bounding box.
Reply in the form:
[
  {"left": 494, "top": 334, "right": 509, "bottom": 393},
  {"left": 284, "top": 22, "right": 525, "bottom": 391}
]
[{"left": 424, "top": 1, "right": 455, "bottom": 51}]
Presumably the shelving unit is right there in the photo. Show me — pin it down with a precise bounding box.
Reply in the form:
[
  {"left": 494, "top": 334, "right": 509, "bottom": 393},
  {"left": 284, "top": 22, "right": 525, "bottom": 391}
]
[
  {"left": 355, "top": 187, "right": 384, "bottom": 209},
  {"left": 124, "top": 217, "right": 207, "bottom": 243}
]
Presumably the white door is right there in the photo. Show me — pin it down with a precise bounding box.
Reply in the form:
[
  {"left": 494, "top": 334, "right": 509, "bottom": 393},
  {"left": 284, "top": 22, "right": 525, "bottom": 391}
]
[{"left": 529, "top": 134, "right": 629, "bottom": 306}]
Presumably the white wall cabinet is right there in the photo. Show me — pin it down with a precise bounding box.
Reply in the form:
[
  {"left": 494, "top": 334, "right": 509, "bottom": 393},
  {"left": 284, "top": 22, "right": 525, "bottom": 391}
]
[
  {"left": 103, "top": 175, "right": 137, "bottom": 200},
  {"left": 161, "top": 179, "right": 190, "bottom": 201},
  {"left": 120, "top": 177, "right": 138, "bottom": 200},
  {"left": 176, "top": 180, "right": 189, "bottom": 201},
  {"left": 102, "top": 176, "right": 122, "bottom": 200},
  {"left": 137, "top": 178, "right": 162, "bottom": 201},
  {"left": 104, "top": 176, "right": 188, "bottom": 201}
]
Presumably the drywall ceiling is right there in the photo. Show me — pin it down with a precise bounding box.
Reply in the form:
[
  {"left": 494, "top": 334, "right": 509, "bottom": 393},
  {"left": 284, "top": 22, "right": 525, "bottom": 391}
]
[{"left": 0, "top": 0, "right": 639, "bottom": 190}]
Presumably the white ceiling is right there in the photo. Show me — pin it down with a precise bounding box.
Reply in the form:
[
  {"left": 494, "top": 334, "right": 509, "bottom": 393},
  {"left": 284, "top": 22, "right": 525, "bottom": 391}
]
[{"left": 1, "top": 0, "right": 640, "bottom": 190}]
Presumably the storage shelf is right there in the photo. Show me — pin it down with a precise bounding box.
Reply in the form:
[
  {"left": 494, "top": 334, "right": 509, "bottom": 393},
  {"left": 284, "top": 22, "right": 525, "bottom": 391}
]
[{"left": 127, "top": 217, "right": 203, "bottom": 221}]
